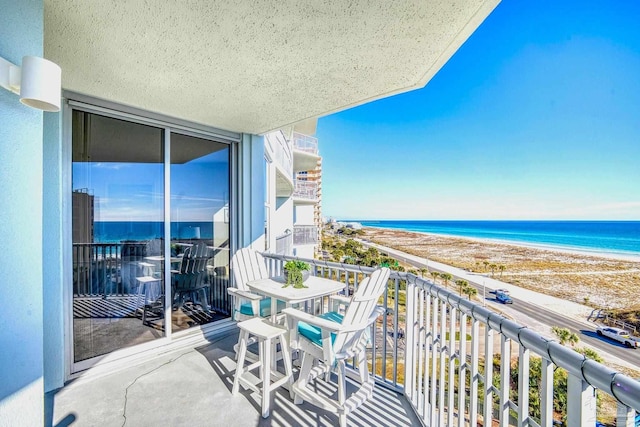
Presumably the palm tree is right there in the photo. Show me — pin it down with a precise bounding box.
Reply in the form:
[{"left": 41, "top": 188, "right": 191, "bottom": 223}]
[
  {"left": 430, "top": 271, "right": 440, "bottom": 284},
  {"left": 440, "top": 272, "right": 452, "bottom": 288},
  {"left": 455, "top": 279, "right": 468, "bottom": 295},
  {"left": 419, "top": 268, "right": 429, "bottom": 278},
  {"left": 552, "top": 326, "right": 580, "bottom": 347},
  {"left": 482, "top": 261, "right": 489, "bottom": 272},
  {"left": 463, "top": 285, "right": 477, "bottom": 300},
  {"left": 489, "top": 263, "right": 497, "bottom": 278},
  {"left": 498, "top": 265, "right": 506, "bottom": 278}
]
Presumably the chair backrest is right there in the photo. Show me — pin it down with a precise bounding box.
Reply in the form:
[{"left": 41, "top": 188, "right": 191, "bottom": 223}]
[
  {"left": 332, "top": 267, "right": 390, "bottom": 353},
  {"left": 173, "top": 242, "right": 211, "bottom": 290},
  {"left": 230, "top": 248, "right": 269, "bottom": 292}
]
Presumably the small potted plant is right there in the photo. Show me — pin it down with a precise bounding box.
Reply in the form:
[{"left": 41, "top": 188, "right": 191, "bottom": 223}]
[{"left": 283, "top": 260, "right": 311, "bottom": 288}]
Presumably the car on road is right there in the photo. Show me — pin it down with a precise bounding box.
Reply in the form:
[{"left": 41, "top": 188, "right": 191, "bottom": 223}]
[
  {"left": 596, "top": 326, "right": 640, "bottom": 349},
  {"left": 496, "top": 292, "right": 513, "bottom": 304}
]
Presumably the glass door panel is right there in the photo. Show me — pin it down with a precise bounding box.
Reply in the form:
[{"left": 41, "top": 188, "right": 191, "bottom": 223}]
[
  {"left": 71, "top": 111, "right": 165, "bottom": 362},
  {"left": 170, "top": 133, "right": 230, "bottom": 332}
]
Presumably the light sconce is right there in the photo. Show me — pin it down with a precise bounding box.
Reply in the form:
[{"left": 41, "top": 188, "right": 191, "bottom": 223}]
[{"left": 0, "top": 55, "right": 62, "bottom": 112}]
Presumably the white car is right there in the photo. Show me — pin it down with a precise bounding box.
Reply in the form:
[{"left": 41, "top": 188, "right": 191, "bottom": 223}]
[{"left": 596, "top": 326, "right": 639, "bottom": 349}]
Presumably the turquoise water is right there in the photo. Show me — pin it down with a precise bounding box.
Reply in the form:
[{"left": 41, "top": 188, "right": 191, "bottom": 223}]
[{"left": 352, "top": 220, "right": 640, "bottom": 257}]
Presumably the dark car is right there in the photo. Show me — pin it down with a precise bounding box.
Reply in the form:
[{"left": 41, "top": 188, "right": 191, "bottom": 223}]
[{"left": 496, "top": 292, "right": 513, "bottom": 304}]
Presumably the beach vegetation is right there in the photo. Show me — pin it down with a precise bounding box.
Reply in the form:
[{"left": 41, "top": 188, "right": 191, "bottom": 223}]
[
  {"left": 489, "top": 263, "right": 497, "bottom": 277},
  {"left": 499, "top": 264, "right": 506, "bottom": 277}
]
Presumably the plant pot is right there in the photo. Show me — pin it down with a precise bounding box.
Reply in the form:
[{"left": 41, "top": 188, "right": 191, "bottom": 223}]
[{"left": 284, "top": 269, "right": 310, "bottom": 283}]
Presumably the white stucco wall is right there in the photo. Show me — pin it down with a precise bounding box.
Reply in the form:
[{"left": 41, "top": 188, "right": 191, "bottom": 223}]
[{"left": 0, "top": 0, "right": 46, "bottom": 424}]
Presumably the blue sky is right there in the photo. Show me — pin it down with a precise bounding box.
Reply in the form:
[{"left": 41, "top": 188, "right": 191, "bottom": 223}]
[{"left": 316, "top": 0, "right": 640, "bottom": 220}]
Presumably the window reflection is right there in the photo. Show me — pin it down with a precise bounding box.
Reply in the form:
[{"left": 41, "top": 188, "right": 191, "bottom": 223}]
[{"left": 170, "top": 133, "right": 230, "bottom": 332}]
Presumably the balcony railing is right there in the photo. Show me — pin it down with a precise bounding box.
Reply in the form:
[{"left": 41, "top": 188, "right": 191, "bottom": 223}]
[
  {"left": 293, "top": 180, "right": 318, "bottom": 201},
  {"left": 262, "top": 254, "right": 640, "bottom": 427},
  {"left": 265, "top": 131, "right": 293, "bottom": 177},
  {"left": 293, "top": 225, "right": 318, "bottom": 246},
  {"left": 274, "top": 230, "right": 292, "bottom": 255},
  {"left": 292, "top": 132, "right": 318, "bottom": 155}
]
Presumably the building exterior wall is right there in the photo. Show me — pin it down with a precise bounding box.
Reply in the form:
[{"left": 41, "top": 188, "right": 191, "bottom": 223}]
[{"left": 0, "top": 0, "right": 46, "bottom": 424}]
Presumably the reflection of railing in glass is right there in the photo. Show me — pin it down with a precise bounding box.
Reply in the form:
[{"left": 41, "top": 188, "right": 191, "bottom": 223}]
[{"left": 72, "top": 241, "right": 231, "bottom": 314}]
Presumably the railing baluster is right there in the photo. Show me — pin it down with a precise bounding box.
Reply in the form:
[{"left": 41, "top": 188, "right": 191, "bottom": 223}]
[
  {"left": 484, "top": 326, "right": 495, "bottom": 427},
  {"left": 500, "top": 334, "right": 511, "bottom": 427},
  {"left": 616, "top": 403, "right": 636, "bottom": 427},
  {"left": 447, "top": 306, "right": 456, "bottom": 427},
  {"left": 430, "top": 295, "right": 439, "bottom": 427},
  {"left": 567, "top": 374, "right": 597, "bottom": 427},
  {"left": 469, "top": 318, "right": 479, "bottom": 427},
  {"left": 393, "top": 277, "right": 400, "bottom": 387},
  {"left": 518, "top": 345, "right": 530, "bottom": 426},
  {"left": 416, "top": 287, "right": 425, "bottom": 409},
  {"left": 438, "top": 298, "right": 446, "bottom": 427},
  {"left": 422, "top": 288, "right": 432, "bottom": 422},
  {"left": 540, "top": 356, "right": 553, "bottom": 427},
  {"left": 458, "top": 312, "right": 468, "bottom": 427}
]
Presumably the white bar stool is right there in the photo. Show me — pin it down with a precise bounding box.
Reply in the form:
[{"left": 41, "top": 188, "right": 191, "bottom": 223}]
[{"left": 232, "top": 317, "right": 294, "bottom": 418}]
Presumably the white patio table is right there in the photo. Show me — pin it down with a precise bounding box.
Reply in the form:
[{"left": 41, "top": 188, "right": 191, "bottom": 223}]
[{"left": 246, "top": 275, "right": 345, "bottom": 323}]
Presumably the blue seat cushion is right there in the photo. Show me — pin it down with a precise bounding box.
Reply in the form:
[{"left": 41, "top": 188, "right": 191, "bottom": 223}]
[
  {"left": 298, "top": 311, "right": 344, "bottom": 346},
  {"left": 238, "top": 297, "right": 285, "bottom": 317}
]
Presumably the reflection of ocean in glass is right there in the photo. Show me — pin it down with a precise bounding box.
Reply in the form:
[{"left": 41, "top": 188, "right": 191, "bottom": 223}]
[{"left": 95, "top": 221, "right": 214, "bottom": 242}]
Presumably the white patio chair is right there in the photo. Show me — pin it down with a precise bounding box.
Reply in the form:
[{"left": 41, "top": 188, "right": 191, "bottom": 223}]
[
  {"left": 229, "top": 248, "right": 285, "bottom": 321},
  {"left": 283, "top": 267, "right": 390, "bottom": 427}
]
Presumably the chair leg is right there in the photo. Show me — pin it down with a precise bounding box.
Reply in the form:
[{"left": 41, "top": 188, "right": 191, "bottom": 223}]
[
  {"left": 279, "top": 333, "right": 294, "bottom": 400},
  {"left": 232, "top": 330, "right": 249, "bottom": 396},
  {"left": 261, "top": 337, "right": 272, "bottom": 418},
  {"left": 294, "top": 351, "right": 314, "bottom": 405},
  {"left": 337, "top": 360, "right": 348, "bottom": 427}
]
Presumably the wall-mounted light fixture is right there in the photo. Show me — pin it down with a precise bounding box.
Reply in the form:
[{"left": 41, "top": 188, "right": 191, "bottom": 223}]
[{"left": 0, "top": 55, "right": 62, "bottom": 112}]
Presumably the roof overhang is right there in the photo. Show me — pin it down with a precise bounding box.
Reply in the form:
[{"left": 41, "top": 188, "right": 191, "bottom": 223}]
[{"left": 45, "top": 0, "right": 500, "bottom": 134}]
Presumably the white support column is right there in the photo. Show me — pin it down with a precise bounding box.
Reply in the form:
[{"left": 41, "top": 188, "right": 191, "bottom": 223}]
[
  {"left": 567, "top": 374, "right": 597, "bottom": 427},
  {"left": 430, "top": 296, "right": 439, "bottom": 427}
]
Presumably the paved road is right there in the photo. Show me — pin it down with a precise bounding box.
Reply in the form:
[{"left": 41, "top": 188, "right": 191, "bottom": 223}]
[{"left": 357, "top": 239, "right": 640, "bottom": 369}]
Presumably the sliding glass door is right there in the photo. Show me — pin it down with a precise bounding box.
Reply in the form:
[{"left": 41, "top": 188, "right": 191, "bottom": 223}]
[{"left": 70, "top": 109, "right": 232, "bottom": 364}]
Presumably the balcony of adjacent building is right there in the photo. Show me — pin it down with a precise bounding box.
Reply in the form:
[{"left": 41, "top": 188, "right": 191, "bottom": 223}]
[
  {"left": 49, "top": 255, "right": 640, "bottom": 427},
  {"left": 293, "top": 132, "right": 321, "bottom": 173},
  {"left": 292, "top": 180, "right": 318, "bottom": 205},
  {"left": 266, "top": 131, "right": 295, "bottom": 198},
  {"left": 293, "top": 225, "right": 318, "bottom": 247}
]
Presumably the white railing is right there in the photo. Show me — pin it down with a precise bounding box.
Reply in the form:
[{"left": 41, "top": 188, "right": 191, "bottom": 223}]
[
  {"left": 274, "top": 230, "right": 292, "bottom": 255},
  {"left": 293, "top": 180, "right": 318, "bottom": 201},
  {"left": 293, "top": 225, "right": 318, "bottom": 246},
  {"left": 292, "top": 132, "right": 318, "bottom": 155},
  {"left": 260, "top": 254, "right": 640, "bottom": 427}
]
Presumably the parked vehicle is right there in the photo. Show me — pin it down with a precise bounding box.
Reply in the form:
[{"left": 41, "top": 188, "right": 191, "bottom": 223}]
[
  {"left": 596, "top": 326, "right": 640, "bottom": 349},
  {"left": 496, "top": 292, "right": 513, "bottom": 304}
]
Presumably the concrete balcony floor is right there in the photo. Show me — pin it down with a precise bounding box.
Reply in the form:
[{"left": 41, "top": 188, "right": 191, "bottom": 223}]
[{"left": 47, "top": 330, "right": 421, "bottom": 427}]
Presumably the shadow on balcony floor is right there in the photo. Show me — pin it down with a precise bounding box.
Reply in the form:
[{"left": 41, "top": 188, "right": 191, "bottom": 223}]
[{"left": 49, "top": 330, "right": 420, "bottom": 427}]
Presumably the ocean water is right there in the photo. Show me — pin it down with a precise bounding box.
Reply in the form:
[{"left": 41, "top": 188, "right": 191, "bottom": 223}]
[
  {"left": 353, "top": 220, "right": 640, "bottom": 256},
  {"left": 95, "top": 221, "right": 214, "bottom": 242}
]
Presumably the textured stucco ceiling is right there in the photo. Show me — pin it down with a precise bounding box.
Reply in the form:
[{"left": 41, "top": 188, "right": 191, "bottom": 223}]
[{"left": 45, "top": 0, "right": 500, "bottom": 135}]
